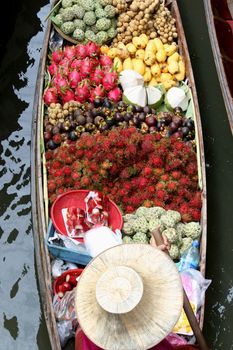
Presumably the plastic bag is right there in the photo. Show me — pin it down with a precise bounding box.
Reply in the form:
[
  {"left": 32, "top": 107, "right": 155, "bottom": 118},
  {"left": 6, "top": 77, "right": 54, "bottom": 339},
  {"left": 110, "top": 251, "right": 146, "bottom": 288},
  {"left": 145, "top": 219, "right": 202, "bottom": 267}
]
[
  {"left": 57, "top": 320, "right": 76, "bottom": 347},
  {"left": 53, "top": 288, "right": 77, "bottom": 322},
  {"left": 173, "top": 268, "right": 211, "bottom": 336},
  {"left": 51, "top": 258, "right": 78, "bottom": 278},
  {"left": 84, "top": 226, "right": 122, "bottom": 257}
]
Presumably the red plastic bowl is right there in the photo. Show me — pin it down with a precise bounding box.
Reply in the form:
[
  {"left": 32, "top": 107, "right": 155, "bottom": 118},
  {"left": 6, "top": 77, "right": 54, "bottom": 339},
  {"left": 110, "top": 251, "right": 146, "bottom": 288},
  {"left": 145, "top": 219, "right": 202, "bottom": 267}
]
[
  {"left": 53, "top": 268, "right": 83, "bottom": 295},
  {"left": 51, "top": 190, "right": 123, "bottom": 240}
]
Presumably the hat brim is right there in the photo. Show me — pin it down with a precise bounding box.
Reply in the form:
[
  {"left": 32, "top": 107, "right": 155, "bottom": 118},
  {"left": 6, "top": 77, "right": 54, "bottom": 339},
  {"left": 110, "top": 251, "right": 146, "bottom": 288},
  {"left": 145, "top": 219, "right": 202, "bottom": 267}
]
[{"left": 75, "top": 244, "right": 183, "bottom": 350}]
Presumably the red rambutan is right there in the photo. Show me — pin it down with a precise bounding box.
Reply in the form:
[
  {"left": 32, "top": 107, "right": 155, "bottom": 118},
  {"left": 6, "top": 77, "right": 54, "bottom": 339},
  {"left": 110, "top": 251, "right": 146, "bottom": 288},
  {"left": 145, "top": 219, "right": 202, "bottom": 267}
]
[
  {"left": 63, "top": 166, "right": 72, "bottom": 176},
  {"left": 81, "top": 176, "right": 90, "bottom": 187},
  {"left": 143, "top": 166, "right": 153, "bottom": 177},
  {"left": 179, "top": 203, "right": 189, "bottom": 214},
  {"left": 167, "top": 181, "right": 178, "bottom": 193},
  {"left": 171, "top": 170, "right": 182, "bottom": 180},
  {"left": 160, "top": 174, "right": 169, "bottom": 182},
  {"left": 125, "top": 205, "right": 134, "bottom": 213},
  {"left": 190, "top": 208, "right": 201, "bottom": 221},
  {"left": 48, "top": 180, "right": 56, "bottom": 193},
  {"left": 156, "top": 189, "right": 168, "bottom": 201},
  {"left": 52, "top": 160, "right": 61, "bottom": 169},
  {"left": 71, "top": 172, "right": 81, "bottom": 181},
  {"left": 186, "top": 163, "right": 197, "bottom": 176},
  {"left": 76, "top": 149, "right": 84, "bottom": 158},
  {"left": 151, "top": 155, "right": 164, "bottom": 167},
  {"left": 139, "top": 177, "right": 149, "bottom": 188}
]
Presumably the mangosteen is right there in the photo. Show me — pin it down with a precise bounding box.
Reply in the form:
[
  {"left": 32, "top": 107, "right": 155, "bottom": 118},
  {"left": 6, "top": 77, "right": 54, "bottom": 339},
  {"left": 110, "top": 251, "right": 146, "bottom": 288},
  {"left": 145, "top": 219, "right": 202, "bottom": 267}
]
[
  {"left": 47, "top": 140, "right": 57, "bottom": 150},
  {"left": 172, "top": 115, "right": 182, "bottom": 126},
  {"left": 94, "top": 116, "right": 104, "bottom": 126},
  {"left": 99, "top": 123, "right": 109, "bottom": 131},
  {"left": 143, "top": 106, "right": 152, "bottom": 114},
  {"left": 67, "top": 114, "right": 74, "bottom": 122},
  {"left": 70, "top": 121, "right": 76, "bottom": 130},
  {"left": 138, "top": 112, "right": 146, "bottom": 122},
  {"left": 85, "top": 123, "right": 96, "bottom": 131},
  {"left": 161, "top": 112, "right": 172, "bottom": 125},
  {"left": 52, "top": 126, "right": 60, "bottom": 135},
  {"left": 106, "top": 117, "right": 114, "bottom": 127},
  {"left": 44, "top": 131, "right": 52, "bottom": 142},
  {"left": 134, "top": 105, "right": 143, "bottom": 113},
  {"left": 132, "top": 115, "right": 140, "bottom": 126},
  {"left": 124, "top": 112, "right": 133, "bottom": 122},
  {"left": 172, "top": 131, "right": 183, "bottom": 139},
  {"left": 73, "top": 109, "right": 82, "bottom": 118},
  {"left": 114, "top": 112, "right": 123, "bottom": 122},
  {"left": 76, "top": 115, "right": 86, "bottom": 126},
  {"left": 76, "top": 125, "right": 85, "bottom": 133},
  {"left": 60, "top": 122, "right": 69, "bottom": 132},
  {"left": 185, "top": 118, "right": 195, "bottom": 130},
  {"left": 86, "top": 116, "right": 94, "bottom": 124},
  {"left": 45, "top": 124, "right": 53, "bottom": 132},
  {"left": 145, "top": 115, "right": 156, "bottom": 127},
  {"left": 181, "top": 126, "right": 189, "bottom": 136},
  {"left": 118, "top": 101, "right": 127, "bottom": 110},
  {"left": 169, "top": 122, "right": 178, "bottom": 133},
  {"left": 68, "top": 131, "right": 78, "bottom": 141},
  {"left": 91, "top": 108, "right": 99, "bottom": 117},
  {"left": 121, "top": 121, "right": 128, "bottom": 128},
  {"left": 103, "top": 98, "right": 112, "bottom": 109},
  {"left": 174, "top": 107, "right": 183, "bottom": 115},
  {"left": 94, "top": 98, "right": 102, "bottom": 107}
]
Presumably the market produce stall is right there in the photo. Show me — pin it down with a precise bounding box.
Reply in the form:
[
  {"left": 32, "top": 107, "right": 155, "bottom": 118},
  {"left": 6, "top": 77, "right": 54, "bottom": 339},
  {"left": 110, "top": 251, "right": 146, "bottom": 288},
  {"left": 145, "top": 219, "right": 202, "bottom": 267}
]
[{"left": 31, "top": 0, "right": 208, "bottom": 349}]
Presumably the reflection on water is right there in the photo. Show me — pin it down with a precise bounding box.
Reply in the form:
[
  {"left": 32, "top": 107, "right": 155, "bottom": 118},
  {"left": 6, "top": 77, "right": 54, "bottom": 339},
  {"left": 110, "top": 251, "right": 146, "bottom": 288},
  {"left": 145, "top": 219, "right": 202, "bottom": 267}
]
[
  {"left": 0, "top": 0, "right": 232, "bottom": 349},
  {"left": 0, "top": 1, "right": 51, "bottom": 349}
]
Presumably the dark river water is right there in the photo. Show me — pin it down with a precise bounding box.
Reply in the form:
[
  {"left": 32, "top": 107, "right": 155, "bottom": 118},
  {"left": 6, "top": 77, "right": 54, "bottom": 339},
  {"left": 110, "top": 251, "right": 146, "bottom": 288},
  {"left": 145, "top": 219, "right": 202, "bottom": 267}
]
[{"left": 0, "top": 0, "right": 232, "bottom": 349}]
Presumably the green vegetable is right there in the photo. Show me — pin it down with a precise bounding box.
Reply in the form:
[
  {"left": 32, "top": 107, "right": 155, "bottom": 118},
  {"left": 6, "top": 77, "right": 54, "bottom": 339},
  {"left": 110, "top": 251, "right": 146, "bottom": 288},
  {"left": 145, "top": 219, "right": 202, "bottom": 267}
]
[
  {"left": 72, "top": 5, "right": 85, "bottom": 19},
  {"left": 169, "top": 244, "right": 180, "bottom": 260},
  {"left": 73, "top": 28, "right": 85, "bottom": 41},
  {"left": 96, "top": 18, "right": 111, "bottom": 31},
  {"left": 184, "top": 222, "right": 201, "bottom": 239},
  {"left": 123, "top": 236, "right": 133, "bottom": 244},
  {"left": 83, "top": 11, "right": 96, "bottom": 26},
  {"left": 104, "top": 5, "right": 116, "bottom": 18},
  {"left": 163, "top": 228, "right": 177, "bottom": 244},
  {"left": 166, "top": 210, "right": 181, "bottom": 224},
  {"left": 61, "top": 21, "right": 75, "bottom": 34},
  {"left": 107, "top": 27, "right": 117, "bottom": 39},
  {"left": 62, "top": 7, "right": 75, "bottom": 21},
  {"left": 135, "top": 206, "right": 148, "bottom": 217},
  {"left": 73, "top": 19, "right": 86, "bottom": 31},
  {"left": 132, "top": 232, "right": 149, "bottom": 244},
  {"left": 123, "top": 213, "right": 137, "bottom": 222},
  {"left": 96, "top": 31, "right": 108, "bottom": 44},
  {"left": 160, "top": 214, "right": 176, "bottom": 228},
  {"left": 132, "top": 217, "right": 148, "bottom": 234},
  {"left": 80, "top": 0, "right": 95, "bottom": 11},
  {"left": 122, "top": 221, "right": 134, "bottom": 236},
  {"left": 62, "top": 0, "right": 73, "bottom": 8},
  {"left": 95, "top": 7, "right": 107, "bottom": 18},
  {"left": 53, "top": 14, "right": 63, "bottom": 27},
  {"left": 85, "top": 30, "right": 97, "bottom": 42},
  {"left": 176, "top": 222, "right": 186, "bottom": 238},
  {"left": 180, "top": 237, "right": 192, "bottom": 255}
]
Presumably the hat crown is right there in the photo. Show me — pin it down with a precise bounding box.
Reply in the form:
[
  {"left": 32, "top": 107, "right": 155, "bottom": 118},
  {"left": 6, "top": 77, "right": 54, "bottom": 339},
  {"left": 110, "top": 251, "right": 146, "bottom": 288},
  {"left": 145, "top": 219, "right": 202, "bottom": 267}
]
[{"left": 96, "top": 266, "right": 144, "bottom": 314}]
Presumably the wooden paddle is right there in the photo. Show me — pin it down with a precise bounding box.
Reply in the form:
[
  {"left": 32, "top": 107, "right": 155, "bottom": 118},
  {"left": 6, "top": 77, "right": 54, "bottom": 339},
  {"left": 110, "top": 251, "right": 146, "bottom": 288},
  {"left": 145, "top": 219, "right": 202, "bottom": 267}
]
[{"left": 152, "top": 228, "right": 210, "bottom": 350}]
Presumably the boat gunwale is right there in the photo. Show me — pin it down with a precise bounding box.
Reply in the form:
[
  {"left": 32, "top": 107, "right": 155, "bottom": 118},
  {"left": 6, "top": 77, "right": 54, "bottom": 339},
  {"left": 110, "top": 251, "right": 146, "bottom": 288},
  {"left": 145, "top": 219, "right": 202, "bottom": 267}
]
[
  {"left": 204, "top": 0, "right": 233, "bottom": 134},
  {"left": 31, "top": 1, "right": 207, "bottom": 349}
]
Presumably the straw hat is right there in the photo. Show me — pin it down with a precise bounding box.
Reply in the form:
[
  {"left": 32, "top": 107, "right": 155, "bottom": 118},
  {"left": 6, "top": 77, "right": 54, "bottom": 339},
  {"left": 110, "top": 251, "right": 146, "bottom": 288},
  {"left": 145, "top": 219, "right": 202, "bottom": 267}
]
[{"left": 75, "top": 244, "right": 183, "bottom": 350}]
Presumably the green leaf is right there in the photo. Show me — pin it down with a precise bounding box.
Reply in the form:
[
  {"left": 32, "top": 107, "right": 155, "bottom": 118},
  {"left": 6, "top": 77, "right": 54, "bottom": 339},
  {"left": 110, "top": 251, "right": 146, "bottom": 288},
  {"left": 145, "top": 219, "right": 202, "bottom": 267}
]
[
  {"left": 51, "top": 15, "right": 62, "bottom": 27},
  {"left": 155, "top": 103, "right": 170, "bottom": 112}
]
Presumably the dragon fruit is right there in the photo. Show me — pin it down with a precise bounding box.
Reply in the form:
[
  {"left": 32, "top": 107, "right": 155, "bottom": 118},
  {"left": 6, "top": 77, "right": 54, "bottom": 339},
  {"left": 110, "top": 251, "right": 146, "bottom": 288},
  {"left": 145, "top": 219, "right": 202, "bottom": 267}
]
[
  {"left": 107, "top": 87, "right": 122, "bottom": 103},
  {"left": 51, "top": 50, "right": 63, "bottom": 64},
  {"left": 102, "top": 71, "right": 118, "bottom": 91},
  {"left": 90, "top": 85, "right": 105, "bottom": 102},
  {"left": 90, "top": 68, "right": 104, "bottom": 86},
  {"left": 68, "top": 70, "right": 82, "bottom": 88},
  {"left": 76, "top": 44, "right": 88, "bottom": 59},
  {"left": 44, "top": 87, "right": 58, "bottom": 105},
  {"left": 63, "top": 45, "right": 76, "bottom": 60},
  {"left": 86, "top": 41, "right": 100, "bottom": 57}
]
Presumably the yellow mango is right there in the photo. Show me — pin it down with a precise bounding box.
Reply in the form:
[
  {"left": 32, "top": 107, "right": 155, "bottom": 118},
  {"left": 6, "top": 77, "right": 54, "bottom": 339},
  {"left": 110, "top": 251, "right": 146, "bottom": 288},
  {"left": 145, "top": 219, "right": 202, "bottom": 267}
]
[
  {"left": 160, "top": 72, "right": 173, "bottom": 82},
  {"left": 144, "top": 51, "right": 156, "bottom": 66},
  {"left": 139, "top": 34, "right": 149, "bottom": 48},
  {"left": 165, "top": 44, "right": 177, "bottom": 57},
  {"left": 159, "top": 63, "right": 169, "bottom": 73},
  {"left": 107, "top": 48, "right": 118, "bottom": 59},
  {"left": 144, "top": 67, "right": 152, "bottom": 82},
  {"left": 156, "top": 49, "right": 167, "bottom": 63},
  {"left": 153, "top": 38, "right": 164, "bottom": 51},
  {"left": 132, "top": 36, "right": 145, "bottom": 49},
  {"left": 135, "top": 49, "right": 145, "bottom": 60},
  {"left": 163, "top": 79, "right": 177, "bottom": 90},
  {"left": 151, "top": 63, "right": 161, "bottom": 77},
  {"left": 132, "top": 58, "right": 145, "bottom": 75},
  {"left": 167, "top": 52, "right": 180, "bottom": 64},
  {"left": 149, "top": 77, "right": 158, "bottom": 86},
  {"left": 100, "top": 45, "right": 109, "bottom": 55},
  {"left": 113, "top": 57, "right": 123, "bottom": 73},
  {"left": 168, "top": 60, "right": 179, "bottom": 74},
  {"left": 123, "top": 57, "right": 133, "bottom": 70},
  {"left": 175, "top": 59, "right": 186, "bottom": 81},
  {"left": 126, "top": 43, "right": 137, "bottom": 56},
  {"left": 145, "top": 40, "right": 157, "bottom": 54}
]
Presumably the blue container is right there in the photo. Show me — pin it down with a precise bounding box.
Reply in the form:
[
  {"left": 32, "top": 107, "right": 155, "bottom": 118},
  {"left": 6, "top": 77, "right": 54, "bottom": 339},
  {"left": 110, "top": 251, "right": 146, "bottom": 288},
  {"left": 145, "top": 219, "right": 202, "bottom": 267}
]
[{"left": 45, "top": 220, "right": 92, "bottom": 266}]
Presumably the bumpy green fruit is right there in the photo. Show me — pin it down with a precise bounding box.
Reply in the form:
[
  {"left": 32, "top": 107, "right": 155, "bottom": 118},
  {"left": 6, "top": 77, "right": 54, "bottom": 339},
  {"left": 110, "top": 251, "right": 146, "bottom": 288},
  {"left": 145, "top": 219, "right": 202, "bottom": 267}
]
[
  {"left": 73, "top": 28, "right": 85, "bottom": 41},
  {"left": 83, "top": 11, "right": 96, "bottom": 26},
  {"left": 72, "top": 5, "right": 85, "bottom": 19},
  {"left": 96, "top": 31, "right": 108, "bottom": 44},
  {"left": 96, "top": 18, "right": 111, "bottom": 31},
  {"left": 61, "top": 0, "right": 73, "bottom": 8},
  {"left": 73, "top": 19, "right": 86, "bottom": 31},
  {"left": 61, "top": 21, "right": 75, "bottom": 34},
  {"left": 62, "top": 7, "right": 75, "bottom": 21}
]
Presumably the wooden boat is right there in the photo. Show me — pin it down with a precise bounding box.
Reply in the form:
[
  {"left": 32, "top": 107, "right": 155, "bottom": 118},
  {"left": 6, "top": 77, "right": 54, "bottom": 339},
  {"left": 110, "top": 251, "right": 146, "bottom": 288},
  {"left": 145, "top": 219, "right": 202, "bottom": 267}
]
[
  {"left": 31, "top": 1, "right": 207, "bottom": 349},
  {"left": 204, "top": 0, "right": 233, "bottom": 134}
]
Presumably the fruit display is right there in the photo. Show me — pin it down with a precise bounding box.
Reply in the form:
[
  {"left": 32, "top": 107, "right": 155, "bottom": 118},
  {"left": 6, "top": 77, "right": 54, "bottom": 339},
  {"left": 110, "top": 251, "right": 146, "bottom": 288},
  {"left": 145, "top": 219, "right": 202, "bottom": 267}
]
[
  {"left": 50, "top": 0, "right": 118, "bottom": 44},
  {"left": 45, "top": 127, "right": 202, "bottom": 222},
  {"left": 122, "top": 206, "right": 201, "bottom": 260},
  {"left": 102, "top": 37, "right": 185, "bottom": 87},
  {"left": 44, "top": 42, "right": 121, "bottom": 105},
  {"left": 111, "top": 0, "right": 177, "bottom": 45}
]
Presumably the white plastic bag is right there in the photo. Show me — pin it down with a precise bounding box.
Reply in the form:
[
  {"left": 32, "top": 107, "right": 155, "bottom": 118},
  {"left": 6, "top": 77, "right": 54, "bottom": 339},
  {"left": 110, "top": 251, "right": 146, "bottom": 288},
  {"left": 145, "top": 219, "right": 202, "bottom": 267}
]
[
  {"left": 84, "top": 226, "right": 122, "bottom": 257},
  {"left": 51, "top": 258, "right": 78, "bottom": 278}
]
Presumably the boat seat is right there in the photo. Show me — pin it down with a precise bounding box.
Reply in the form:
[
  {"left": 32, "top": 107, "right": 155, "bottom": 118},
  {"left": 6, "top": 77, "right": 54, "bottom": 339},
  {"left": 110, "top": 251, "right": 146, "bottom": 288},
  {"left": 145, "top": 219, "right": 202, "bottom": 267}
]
[{"left": 212, "top": 0, "right": 232, "bottom": 20}]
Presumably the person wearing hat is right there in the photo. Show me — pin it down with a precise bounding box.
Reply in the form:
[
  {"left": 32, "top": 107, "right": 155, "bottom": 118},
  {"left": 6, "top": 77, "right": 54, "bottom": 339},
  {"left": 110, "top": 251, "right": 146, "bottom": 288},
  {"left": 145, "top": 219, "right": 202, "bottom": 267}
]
[{"left": 75, "top": 237, "right": 200, "bottom": 350}]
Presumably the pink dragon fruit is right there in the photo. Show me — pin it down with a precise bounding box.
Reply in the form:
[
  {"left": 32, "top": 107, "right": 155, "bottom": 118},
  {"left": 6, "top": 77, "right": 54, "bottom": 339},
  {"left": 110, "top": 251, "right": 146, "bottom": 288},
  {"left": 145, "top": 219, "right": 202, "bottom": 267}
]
[
  {"left": 86, "top": 42, "right": 100, "bottom": 57},
  {"left": 99, "top": 55, "right": 112, "bottom": 68},
  {"left": 44, "top": 87, "right": 58, "bottom": 105},
  {"left": 61, "top": 89, "right": 75, "bottom": 104},
  {"left": 90, "top": 85, "right": 105, "bottom": 102},
  {"left": 68, "top": 70, "right": 82, "bottom": 88},
  {"left": 51, "top": 50, "right": 63, "bottom": 64},
  {"left": 63, "top": 45, "right": 76, "bottom": 60},
  {"left": 48, "top": 62, "right": 58, "bottom": 76},
  {"left": 102, "top": 71, "right": 118, "bottom": 91},
  {"left": 108, "top": 87, "right": 122, "bottom": 103},
  {"left": 75, "top": 83, "right": 90, "bottom": 103},
  {"left": 76, "top": 44, "right": 88, "bottom": 59},
  {"left": 90, "top": 68, "right": 104, "bottom": 86}
]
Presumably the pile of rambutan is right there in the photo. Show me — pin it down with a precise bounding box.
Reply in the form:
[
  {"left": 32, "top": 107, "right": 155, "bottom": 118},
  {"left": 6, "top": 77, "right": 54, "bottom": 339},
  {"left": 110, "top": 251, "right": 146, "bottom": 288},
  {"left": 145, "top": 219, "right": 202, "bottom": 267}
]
[{"left": 46, "top": 127, "right": 202, "bottom": 222}]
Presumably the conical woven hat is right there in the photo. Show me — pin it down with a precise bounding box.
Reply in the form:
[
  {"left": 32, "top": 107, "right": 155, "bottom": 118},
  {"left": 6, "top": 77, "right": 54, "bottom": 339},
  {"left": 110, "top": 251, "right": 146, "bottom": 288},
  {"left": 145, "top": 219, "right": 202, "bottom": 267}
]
[{"left": 75, "top": 244, "right": 183, "bottom": 350}]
